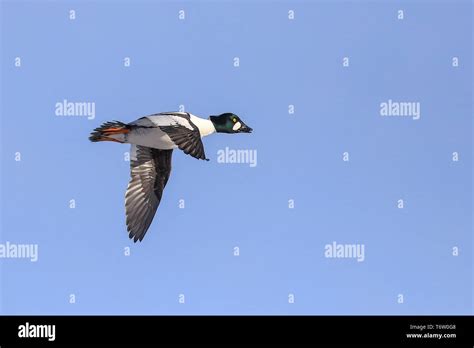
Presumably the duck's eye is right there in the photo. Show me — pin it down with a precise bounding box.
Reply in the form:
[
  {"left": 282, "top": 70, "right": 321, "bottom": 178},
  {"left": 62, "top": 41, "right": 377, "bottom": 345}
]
[{"left": 232, "top": 118, "right": 237, "bottom": 123}]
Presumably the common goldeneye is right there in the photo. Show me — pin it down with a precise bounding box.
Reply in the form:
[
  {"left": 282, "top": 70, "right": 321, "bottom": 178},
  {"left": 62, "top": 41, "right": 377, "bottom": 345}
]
[{"left": 89, "top": 112, "right": 252, "bottom": 242}]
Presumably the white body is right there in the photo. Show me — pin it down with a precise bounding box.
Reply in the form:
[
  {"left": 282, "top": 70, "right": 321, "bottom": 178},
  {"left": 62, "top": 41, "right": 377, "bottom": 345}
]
[{"left": 113, "top": 113, "right": 216, "bottom": 149}]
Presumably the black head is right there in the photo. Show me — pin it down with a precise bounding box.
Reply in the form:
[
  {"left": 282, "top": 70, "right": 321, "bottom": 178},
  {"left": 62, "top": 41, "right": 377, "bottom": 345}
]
[{"left": 209, "top": 113, "right": 253, "bottom": 134}]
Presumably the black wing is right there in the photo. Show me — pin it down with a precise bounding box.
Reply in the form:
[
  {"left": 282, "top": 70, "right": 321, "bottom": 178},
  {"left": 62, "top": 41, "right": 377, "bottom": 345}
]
[
  {"left": 125, "top": 145, "right": 173, "bottom": 242},
  {"left": 159, "top": 114, "right": 209, "bottom": 161}
]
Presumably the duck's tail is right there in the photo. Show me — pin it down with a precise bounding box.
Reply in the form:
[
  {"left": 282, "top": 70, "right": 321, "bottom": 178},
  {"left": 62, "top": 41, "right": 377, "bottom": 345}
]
[{"left": 89, "top": 121, "right": 130, "bottom": 143}]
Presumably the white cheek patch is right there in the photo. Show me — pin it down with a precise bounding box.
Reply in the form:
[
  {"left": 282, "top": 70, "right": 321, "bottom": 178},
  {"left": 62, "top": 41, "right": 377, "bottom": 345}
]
[{"left": 232, "top": 122, "right": 242, "bottom": 131}]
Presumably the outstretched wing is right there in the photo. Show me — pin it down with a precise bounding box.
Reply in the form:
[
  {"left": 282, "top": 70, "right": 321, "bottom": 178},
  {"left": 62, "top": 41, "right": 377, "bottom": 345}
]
[{"left": 125, "top": 145, "right": 173, "bottom": 242}]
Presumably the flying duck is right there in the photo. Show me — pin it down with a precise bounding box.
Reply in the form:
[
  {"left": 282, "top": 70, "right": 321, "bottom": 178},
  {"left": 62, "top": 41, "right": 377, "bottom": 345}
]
[{"left": 89, "top": 112, "right": 253, "bottom": 242}]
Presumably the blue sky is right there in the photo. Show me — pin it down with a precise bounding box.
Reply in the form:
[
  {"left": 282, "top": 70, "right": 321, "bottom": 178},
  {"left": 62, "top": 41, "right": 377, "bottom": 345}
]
[{"left": 0, "top": 0, "right": 472, "bottom": 315}]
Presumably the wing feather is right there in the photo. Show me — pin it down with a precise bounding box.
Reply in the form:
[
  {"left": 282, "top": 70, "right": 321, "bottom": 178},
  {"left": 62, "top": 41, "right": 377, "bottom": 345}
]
[
  {"left": 125, "top": 145, "right": 173, "bottom": 242},
  {"left": 159, "top": 123, "right": 208, "bottom": 160}
]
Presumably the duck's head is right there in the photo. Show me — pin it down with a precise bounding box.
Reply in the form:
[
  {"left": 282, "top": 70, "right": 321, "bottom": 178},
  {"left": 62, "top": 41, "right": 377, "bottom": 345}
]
[{"left": 209, "top": 113, "right": 253, "bottom": 134}]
